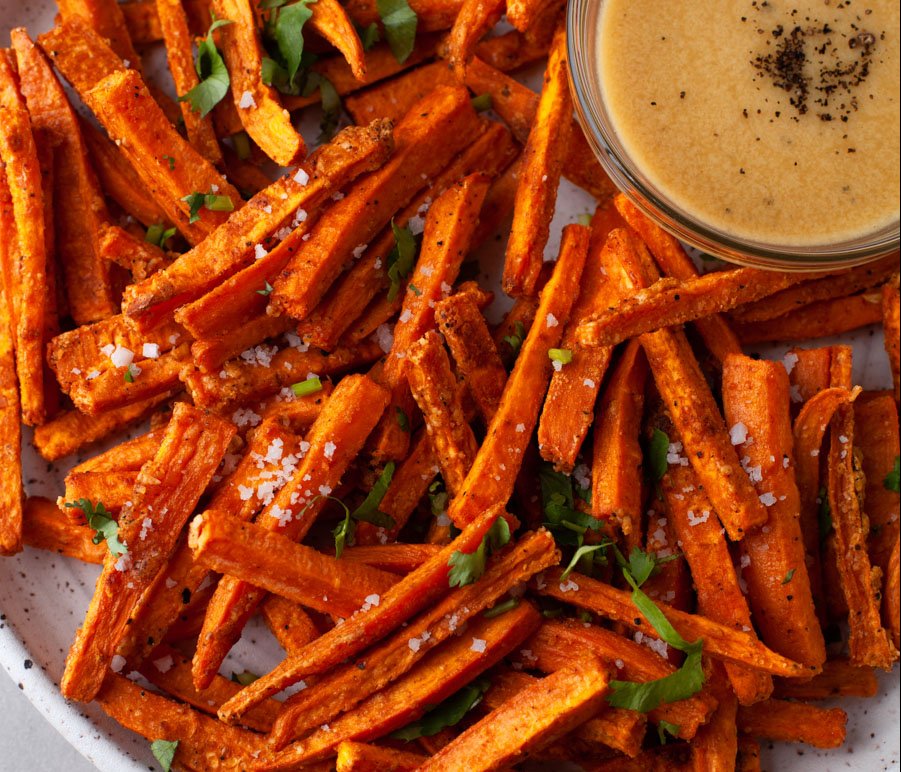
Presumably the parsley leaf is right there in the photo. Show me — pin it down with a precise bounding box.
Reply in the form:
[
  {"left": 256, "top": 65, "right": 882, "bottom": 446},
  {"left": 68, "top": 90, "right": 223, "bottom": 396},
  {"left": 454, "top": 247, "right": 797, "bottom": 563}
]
[
  {"left": 395, "top": 406, "right": 410, "bottom": 432},
  {"left": 428, "top": 479, "right": 448, "bottom": 518},
  {"left": 782, "top": 568, "right": 796, "bottom": 585},
  {"left": 179, "top": 17, "right": 233, "bottom": 117},
  {"left": 150, "top": 739, "right": 179, "bottom": 771},
  {"left": 447, "top": 516, "right": 510, "bottom": 587},
  {"left": 357, "top": 22, "right": 380, "bottom": 50},
  {"left": 302, "top": 72, "right": 342, "bottom": 143},
  {"left": 559, "top": 542, "right": 611, "bottom": 582},
  {"left": 470, "top": 93, "right": 492, "bottom": 112},
  {"left": 145, "top": 224, "right": 176, "bottom": 249},
  {"left": 272, "top": 0, "right": 315, "bottom": 85},
  {"left": 647, "top": 428, "right": 670, "bottom": 484},
  {"left": 483, "top": 597, "right": 519, "bottom": 618},
  {"left": 658, "top": 720, "right": 682, "bottom": 743},
  {"left": 502, "top": 320, "right": 525, "bottom": 357},
  {"left": 392, "top": 678, "right": 489, "bottom": 740},
  {"left": 386, "top": 220, "right": 418, "bottom": 301},
  {"left": 64, "top": 499, "right": 127, "bottom": 557},
  {"left": 885, "top": 456, "right": 900, "bottom": 493},
  {"left": 376, "top": 0, "right": 418, "bottom": 63},
  {"left": 257, "top": 281, "right": 274, "bottom": 296},
  {"left": 332, "top": 465, "right": 397, "bottom": 557},
  {"left": 539, "top": 464, "right": 603, "bottom": 548}
]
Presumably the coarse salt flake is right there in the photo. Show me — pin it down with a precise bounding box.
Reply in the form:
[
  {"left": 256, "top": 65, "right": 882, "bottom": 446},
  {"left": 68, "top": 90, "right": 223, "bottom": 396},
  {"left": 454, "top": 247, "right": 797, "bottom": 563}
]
[
  {"left": 142, "top": 343, "right": 160, "bottom": 359},
  {"left": 729, "top": 422, "right": 748, "bottom": 445},
  {"left": 546, "top": 313, "right": 559, "bottom": 328},
  {"left": 238, "top": 90, "right": 256, "bottom": 109},
  {"left": 293, "top": 168, "right": 310, "bottom": 186},
  {"left": 470, "top": 638, "right": 487, "bottom": 653}
]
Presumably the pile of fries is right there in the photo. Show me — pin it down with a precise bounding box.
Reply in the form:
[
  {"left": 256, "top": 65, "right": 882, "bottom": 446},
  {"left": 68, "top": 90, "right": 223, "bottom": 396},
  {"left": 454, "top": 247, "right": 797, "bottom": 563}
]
[{"left": 1, "top": 0, "right": 900, "bottom": 769}]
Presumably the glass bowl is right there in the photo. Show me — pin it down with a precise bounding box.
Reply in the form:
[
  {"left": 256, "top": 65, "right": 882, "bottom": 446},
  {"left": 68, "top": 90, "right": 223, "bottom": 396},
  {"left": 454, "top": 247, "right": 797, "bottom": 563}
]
[{"left": 566, "top": 0, "right": 900, "bottom": 271}]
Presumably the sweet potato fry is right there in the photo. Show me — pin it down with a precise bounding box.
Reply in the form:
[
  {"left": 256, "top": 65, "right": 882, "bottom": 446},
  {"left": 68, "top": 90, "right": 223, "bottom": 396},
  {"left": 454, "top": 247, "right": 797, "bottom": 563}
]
[
  {"left": 613, "top": 195, "right": 741, "bottom": 362},
  {"left": 261, "top": 596, "right": 321, "bottom": 655},
  {"left": 95, "top": 673, "right": 267, "bottom": 770},
  {"left": 61, "top": 403, "right": 235, "bottom": 702},
  {"left": 886, "top": 537, "right": 900, "bottom": 649},
  {"left": 0, "top": 261, "right": 21, "bottom": 554},
  {"left": 309, "top": 0, "right": 367, "bottom": 80},
  {"left": 271, "top": 87, "right": 482, "bottom": 320},
  {"left": 584, "top": 746, "right": 692, "bottom": 771},
  {"left": 343, "top": 0, "right": 463, "bottom": 31},
  {"left": 336, "top": 742, "right": 427, "bottom": 772},
  {"left": 262, "top": 530, "right": 559, "bottom": 746},
  {"left": 212, "top": 0, "right": 304, "bottom": 166},
  {"left": 57, "top": 0, "right": 141, "bottom": 66},
  {"left": 884, "top": 272, "right": 900, "bottom": 401},
  {"left": 416, "top": 658, "right": 610, "bottom": 772},
  {"left": 129, "top": 121, "right": 392, "bottom": 332},
  {"left": 99, "top": 223, "right": 173, "bottom": 282},
  {"left": 122, "top": 0, "right": 163, "bottom": 46},
  {"left": 736, "top": 291, "right": 884, "bottom": 344},
  {"left": 536, "top": 567, "right": 815, "bottom": 678},
  {"left": 406, "top": 331, "right": 479, "bottom": 494},
  {"left": 590, "top": 341, "right": 646, "bottom": 538},
  {"left": 11, "top": 29, "right": 117, "bottom": 325},
  {"left": 256, "top": 385, "right": 332, "bottom": 430},
  {"left": 538, "top": 201, "right": 625, "bottom": 471},
  {"left": 0, "top": 51, "right": 47, "bottom": 426},
  {"left": 263, "top": 603, "right": 542, "bottom": 766},
  {"left": 212, "top": 503, "right": 508, "bottom": 717},
  {"left": 63, "top": 471, "right": 138, "bottom": 520},
  {"left": 472, "top": 28, "right": 550, "bottom": 71},
  {"left": 731, "top": 253, "right": 899, "bottom": 323},
  {"left": 447, "top": 224, "right": 590, "bottom": 527},
  {"left": 642, "top": 502, "right": 692, "bottom": 618},
  {"left": 737, "top": 699, "right": 846, "bottom": 748},
  {"left": 503, "top": 22, "right": 570, "bottom": 297},
  {"left": 773, "top": 658, "right": 878, "bottom": 700},
  {"left": 506, "top": 0, "right": 563, "bottom": 32},
  {"left": 722, "top": 355, "right": 826, "bottom": 669},
  {"left": 341, "top": 543, "right": 442, "bottom": 573},
  {"left": 37, "top": 19, "right": 130, "bottom": 93},
  {"left": 22, "top": 497, "right": 106, "bottom": 563},
  {"left": 192, "top": 375, "right": 389, "bottom": 689},
  {"left": 189, "top": 510, "right": 397, "bottom": 617},
  {"left": 189, "top": 316, "right": 297, "bottom": 373},
  {"left": 690, "top": 665, "right": 738, "bottom": 772},
  {"left": 446, "top": 0, "right": 505, "bottom": 75}
]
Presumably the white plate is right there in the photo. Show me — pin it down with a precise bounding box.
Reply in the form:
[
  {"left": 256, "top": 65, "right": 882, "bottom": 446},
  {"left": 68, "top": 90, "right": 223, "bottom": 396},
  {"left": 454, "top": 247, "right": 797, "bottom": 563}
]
[{"left": 0, "top": 3, "right": 898, "bottom": 770}]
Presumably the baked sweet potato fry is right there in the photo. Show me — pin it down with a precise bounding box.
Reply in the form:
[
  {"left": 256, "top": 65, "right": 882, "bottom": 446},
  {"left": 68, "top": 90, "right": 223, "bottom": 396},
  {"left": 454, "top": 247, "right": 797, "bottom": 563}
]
[
  {"left": 0, "top": 51, "right": 48, "bottom": 426},
  {"left": 63, "top": 471, "right": 138, "bottom": 520},
  {"left": 722, "top": 355, "right": 826, "bottom": 669},
  {"left": 416, "top": 658, "right": 611, "bottom": 772},
  {"left": 60, "top": 403, "right": 235, "bottom": 702},
  {"left": 446, "top": 0, "right": 505, "bottom": 76},
  {"left": 884, "top": 272, "right": 900, "bottom": 401},
  {"left": 738, "top": 699, "right": 846, "bottom": 748},
  {"left": 309, "top": 0, "right": 367, "bottom": 80},
  {"left": 57, "top": 0, "right": 142, "bottom": 66},
  {"left": 886, "top": 537, "right": 900, "bottom": 650},
  {"left": 336, "top": 742, "right": 426, "bottom": 772},
  {"left": 22, "top": 497, "right": 106, "bottom": 563},
  {"left": 773, "top": 658, "right": 878, "bottom": 700},
  {"left": 98, "top": 224, "right": 173, "bottom": 282},
  {"left": 0, "top": 261, "right": 21, "bottom": 554},
  {"left": 690, "top": 665, "right": 738, "bottom": 772},
  {"left": 122, "top": 0, "right": 163, "bottom": 46},
  {"left": 343, "top": 0, "right": 463, "bottom": 31},
  {"left": 341, "top": 543, "right": 442, "bottom": 573},
  {"left": 506, "top": 0, "right": 563, "bottom": 33},
  {"left": 503, "top": 22, "right": 571, "bottom": 297},
  {"left": 261, "top": 596, "right": 321, "bottom": 655},
  {"left": 262, "top": 603, "right": 541, "bottom": 766}
]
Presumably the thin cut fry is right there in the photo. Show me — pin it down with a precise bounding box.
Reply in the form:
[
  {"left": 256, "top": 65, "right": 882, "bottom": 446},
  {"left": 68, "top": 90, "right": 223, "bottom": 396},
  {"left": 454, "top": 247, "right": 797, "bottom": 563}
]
[
  {"left": 503, "top": 22, "right": 571, "bottom": 297},
  {"left": 884, "top": 273, "right": 900, "bottom": 401},
  {"left": 341, "top": 543, "right": 442, "bottom": 573},
  {"left": 336, "top": 742, "right": 426, "bottom": 772},
  {"left": 738, "top": 699, "right": 846, "bottom": 748},
  {"left": 343, "top": 0, "right": 463, "bottom": 31},
  {"left": 886, "top": 537, "right": 900, "bottom": 649},
  {"left": 260, "top": 596, "right": 321, "bottom": 655},
  {"left": 309, "top": 0, "right": 367, "bottom": 81},
  {"left": 446, "top": 0, "right": 506, "bottom": 76},
  {"left": 57, "top": 0, "right": 141, "bottom": 66},
  {"left": 0, "top": 251, "right": 21, "bottom": 554},
  {"left": 22, "top": 497, "right": 106, "bottom": 564},
  {"left": 773, "top": 658, "right": 878, "bottom": 700},
  {"left": 690, "top": 665, "right": 738, "bottom": 772}
]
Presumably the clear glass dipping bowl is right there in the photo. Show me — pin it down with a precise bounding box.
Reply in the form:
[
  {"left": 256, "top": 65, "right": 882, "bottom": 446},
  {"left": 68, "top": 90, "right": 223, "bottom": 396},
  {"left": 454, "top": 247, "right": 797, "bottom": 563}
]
[{"left": 566, "top": 0, "right": 900, "bottom": 271}]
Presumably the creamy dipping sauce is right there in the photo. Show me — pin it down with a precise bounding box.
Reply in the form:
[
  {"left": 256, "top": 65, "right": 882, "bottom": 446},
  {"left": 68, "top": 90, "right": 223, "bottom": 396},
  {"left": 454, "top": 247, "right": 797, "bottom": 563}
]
[{"left": 597, "top": 0, "right": 900, "bottom": 246}]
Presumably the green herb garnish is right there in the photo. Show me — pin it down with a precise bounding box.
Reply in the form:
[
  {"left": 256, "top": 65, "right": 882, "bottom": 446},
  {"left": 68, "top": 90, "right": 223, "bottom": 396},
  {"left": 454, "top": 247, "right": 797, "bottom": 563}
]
[
  {"left": 376, "top": 0, "right": 418, "bottom": 63},
  {"left": 291, "top": 377, "right": 322, "bottom": 397},
  {"left": 179, "top": 17, "right": 233, "bottom": 117},
  {"left": 392, "top": 678, "right": 488, "bottom": 740},
  {"left": 447, "top": 517, "right": 510, "bottom": 587},
  {"left": 150, "top": 739, "right": 179, "bottom": 771},
  {"left": 64, "top": 499, "right": 127, "bottom": 557}
]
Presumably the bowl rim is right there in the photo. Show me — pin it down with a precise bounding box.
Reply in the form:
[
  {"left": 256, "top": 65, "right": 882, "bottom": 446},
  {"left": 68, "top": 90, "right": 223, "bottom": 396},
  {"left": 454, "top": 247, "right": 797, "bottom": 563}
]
[{"left": 565, "top": 0, "right": 901, "bottom": 270}]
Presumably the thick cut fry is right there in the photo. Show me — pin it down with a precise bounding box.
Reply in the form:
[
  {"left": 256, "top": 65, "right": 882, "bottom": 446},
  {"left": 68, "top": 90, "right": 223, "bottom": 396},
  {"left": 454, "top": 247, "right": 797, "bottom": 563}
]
[
  {"left": 37, "top": 19, "right": 130, "bottom": 94},
  {"left": 576, "top": 267, "right": 814, "bottom": 348},
  {"left": 731, "top": 254, "right": 899, "bottom": 322},
  {"left": 591, "top": 340, "right": 646, "bottom": 539},
  {"left": 64, "top": 471, "right": 138, "bottom": 519},
  {"left": 448, "top": 224, "right": 590, "bottom": 527},
  {"left": 417, "top": 659, "right": 610, "bottom": 772},
  {"left": 257, "top": 531, "right": 559, "bottom": 746},
  {"left": 189, "top": 510, "right": 397, "bottom": 617},
  {"left": 11, "top": 30, "right": 117, "bottom": 324},
  {"left": 257, "top": 385, "right": 332, "bottom": 429},
  {"left": 0, "top": 52, "right": 47, "bottom": 426},
  {"left": 690, "top": 665, "right": 738, "bottom": 772},
  {"left": 446, "top": 0, "right": 505, "bottom": 76},
  {"left": 662, "top": 457, "right": 774, "bottom": 704},
  {"left": 71, "top": 431, "right": 163, "bottom": 475},
  {"left": 536, "top": 567, "right": 815, "bottom": 678},
  {"left": 406, "top": 331, "right": 479, "bottom": 494},
  {"left": 122, "top": 0, "right": 163, "bottom": 46},
  {"left": 212, "top": 0, "right": 304, "bottom": 165},
  {"left": 86, "top": 69, "right": 240, "bottom": 243},
  {"left": 271, "top": 87, "right": 482, "bottom": 320},
  {"left": 722, "top": 355, "right": 826, "bottom": 669},
  {"left": 212, "top": 504, "right": 508, "bottom": 718},
  {"left": 261, "top": 596, "right": 321, "bottom": 655},
  {"left": 612, "top": 195, "right": 742, "bottom": 363},
  {"left": 22, "top": 497, "right": 106, "bottom": 563},
  {"left": 155, "top": 0, "right": 222, "bottom": 164},
  {"left": 336, "top": 742, "right": 426, "bottom": 772},
  {"left": 192, "top": 375, "right": 389, "bottom": 689},
  {"left": 188, "top": 316, "right": 295, "bottom": 373},
  {"left": 60, "top": 404, "right": 235, "bottom": 702},
  {"left": 129, "top": 121, "right": 392, "bottom": 331},
  {"left": 471, "top": 27, "right": 550, "bottom": 71},
  {"left": 884, "top": 273, "right": 900, "bottom": 400},
  {"left": 309, "top": 0, "right": 367, "bottom": 80},
  {"left": 346, "top": 61, "right": 458, "bottom": 126},
  {"left": 263, "top": 603, "right": 542, "bottom": 766},
  {"left": 95, "top": 674, "right": 266, "bottom": 770},
  {"left": 0, "top": 259, "right": 21, "bottom": 554},
  {"left": 773, "top": 658, "right": 878, "bottom": 699},
  {"left": 57, "top": 0, "right": 141, "bottom": 66},
  {"left": 887, "top": 537, "right": 900, "bottom": 649},
  {"left": 503, "top": 23, "right": 570, "bottom": 297},
  {"left": 736, "top": 292, "right": 884, "bottom": 344},
  {"left": 737, "top": 699, "right": 846, "bottom": 748}
]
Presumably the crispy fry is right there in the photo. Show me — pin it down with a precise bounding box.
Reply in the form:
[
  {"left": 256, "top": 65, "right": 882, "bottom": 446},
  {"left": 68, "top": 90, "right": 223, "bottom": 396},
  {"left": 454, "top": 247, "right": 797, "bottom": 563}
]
[
  {"left": 539, "top": 201, "right": 625, "bottom": 471},
  {"left": 336, "top": 742, "right": 427, "bottom": 772},
  {"left": 129, "top": 121, "right": 392, "bottom": 331},
  {"left": 190, "top": 316, "right": 296, "bottom": 373},
  {"left": 57, "top": 0, "right": 141, "bottom": 66},
  {"left": 257, "top": 385, "right": 332, "bottom": 430},
  {"left": 472, "top": 28, "right": 550, "bottom": 71},
  {"left": 506, "top": 0, "right": 563, "bottom": 32},
  {"left": 0, "top": 249, "right": 21, "bottom": 554},
  {"left": 63, "top": 471, "right": 138, "bottom": 520},
  {"left": 690, "top": 665, "right": 738, "bottom": 772},
  {"left": 503, "top": 22, "right": 570, "bottom": 297},
  {"left": 263, "top": 530, "right": 559, "bottom": 747},
  {"left": 773, "top": 658, "right": 878, "bottom": 700},
  {"left": 884, "top": 273, "right": 900, "bottom": 401},
  {"left": 887, "top": 537, "right": 900, "bottom": 650},
  {"left": 261, "top": 596, "right": 321, "bottom": 655},
  {"left": 192, "top": 375, "right": 389, "bottom": 689},
  {"left": 271, "top": 87, "right": 482, "bottom": 320},
  {"left": 613, "top": 195, "right": 741, "bottom": 362},
  {"left": 122, "top": 0, "right": 163, "bottom": 46},
  {"left": 71, "top": 430, "right": 163, "bottom": 475},
  {"left": 37, "top": 19, "right": 130, "bottom": 93},
  {"left": 447, "top": 224, "right": 590, "bottom": 527},
  {"left": 309, "top": 0, "right": 367, "bottom": 80},
  {"left": 22, "top": 497, "right": 106, "bottom": 563},
  {"left": 98, "top": 223, "right": 173, "bottom": 282},
  {"left": 736, "top": 291, "right": 884, "bottom": 344},
  {"left": 95, "top": 673, "right": 267, "bottom": 770},
  {"left": 722, "top": 355, "right": 826, "bottom": 669},
  {"left": 737, "top": 699, "right": 846, "bottom": 748},
  {"left": 0, "top": 51, "right": 48, "bottom": 426},
  {"left": 736, "top": 737, "right": 761, "bottom": 772},
  {"left": 212, "top": 0, "right": 304, "bottom": 166},
  {"left": 446, "top": 0, "right": 505, "bottom": 76},
  {"left": 536, "top": 567, "right": 815, "bottom": 678},
  {"left": 731, "top": 254, "right": 899, "bottom": 323},
  {"left": 61, "top": 403, "right": 235, "bottom": 702},
  {"left": 263, "top": 603, "right": 541, "bottom": 766},
  {"left": 341, "top": 543, "right": 442, "bottom": 573},
  {"left": 642, "top": 502, "right": 692, "bottom": 619},
  {"left": 417, "top": 658, "right": 610, "bottom": 772}
]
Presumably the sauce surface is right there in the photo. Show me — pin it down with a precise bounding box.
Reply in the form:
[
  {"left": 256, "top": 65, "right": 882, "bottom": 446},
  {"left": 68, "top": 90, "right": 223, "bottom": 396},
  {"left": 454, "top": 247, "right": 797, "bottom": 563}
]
[{"left": 597, "top": 0, "right": 900, "bottom": 246}]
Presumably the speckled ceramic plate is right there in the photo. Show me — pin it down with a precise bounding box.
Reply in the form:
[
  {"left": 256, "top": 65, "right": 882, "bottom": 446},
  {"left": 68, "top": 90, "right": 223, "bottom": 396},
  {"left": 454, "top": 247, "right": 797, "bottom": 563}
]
[{"left": 0, "top": 2, "right": 898, "bottom": 770}]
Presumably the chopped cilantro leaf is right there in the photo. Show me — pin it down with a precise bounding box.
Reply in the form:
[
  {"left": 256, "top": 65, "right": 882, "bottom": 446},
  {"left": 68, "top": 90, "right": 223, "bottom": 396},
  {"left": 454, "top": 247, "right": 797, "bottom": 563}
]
[
  {"left": 447, "top": 516, "right": 510, "bottom": 587},
  {"left": 885, "top": 456, "right": 900, "bottom": 493},
  {"left": 232, "top": 131, "right": 251, "bottom": 159},
  {"left": 301, "top": 72, "right": 342, "bottom": 143},
  {"left": 647, "top": 428, "right": 670, "bottom": 484},
  {"left": 539, "top": 463, "right": 603, "bottom": 548},
  {"left": 257, "top": 281, "right": 274, "bottom": 296},
  {"left": 150, "top": 739, "right": 179, "bottom": 771},
  {"left": 386, "top": 220, "right": 418, "bottom": 300},
  {"left": 782, "top": 568, "right": 796, "bottom": 585},
  {"left": 392, "top": 678, "right": 488, "bottom": 740},
  {"left": 395, "top": 406, "right": 410, "bottom": 432},
  {"left": 272, "top": 0, "right": 315, "bottom": 85},
  {"left": 559, "top": 542, "right": 611, "bottom": 582},
  {"left": 502, "top": 320, "right": 525, "bottom": 357},
  {"left": 331, "top": 466, "right": 397, "bottom": 557},
  {"left": 548, "top": 348, "right": 572, "bottom": 365},
  {"left": 65, "top": 499, "right": 127, "bottom": 557},
  {"left": 291, "top": 377, "right": 322, "bottom": 397},
  {"left": 576, "top": 213, "right": 593, "bottom": 226},
  {"left": 658, "top": 720, "right": 681, "bottom": 744},
  {"left": 181, "top": 190, "right": 235, "bottom": 223},
  {"left": 145, "top": 224, "right": 176, "bottom": 249},
  {"left": 483, "top": 597, "right": 519, "bottom": 618},
  {"left": 162, "top": 155, "right": 176, "bottom": 170},
  {"left": 357, "top": 22, "right": 380, "bottom": 50},
  {"left": 123, "top": 367, "right": 135, "bottom": 384},
  {"left": 376, "top": 0, "right": 418, "bottom": 63},
  {"left": 179, "top": 17, "right": 233, "bottom": 117},
  {"left": 428, "top": 479, "right": 448, "bottom": 518}
]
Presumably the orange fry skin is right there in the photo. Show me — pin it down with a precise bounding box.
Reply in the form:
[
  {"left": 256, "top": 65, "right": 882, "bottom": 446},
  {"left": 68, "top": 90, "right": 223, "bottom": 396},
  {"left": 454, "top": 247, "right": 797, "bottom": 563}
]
[
  {"left": 738, "top": 699, "right": 847, "bottom": 749},
  {"left": 335, "top": 742, "right": 426, "bottom": 772},
  {"left": 445, "top": 0, "right": 506, "bottom": 77},
  {"left": 308, "top": 0, "right": 367, "bottom": 81},
  {"left": 886, "top": 537, "right": 900, "bottom": 650},
  {"left": 0, "top": 249, "right": 22, "bottom": 554},
  {"left": 883, "top": 273, "right": 900, "bottom": 400},
  {"left": 773, "top": 658, "right": 878, "bottom": 700},
  {"left": 260, "top": 596, "right": 321, "bottom": 655},
  {"left": 690, "top": 664, "right": 739, "bottom": 772},
  {"left": 56, "top": 0, "right": 141, "bottom": 67},
  {"left": 122, "top": 0, "right": 163, "bottom": 46}
]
